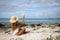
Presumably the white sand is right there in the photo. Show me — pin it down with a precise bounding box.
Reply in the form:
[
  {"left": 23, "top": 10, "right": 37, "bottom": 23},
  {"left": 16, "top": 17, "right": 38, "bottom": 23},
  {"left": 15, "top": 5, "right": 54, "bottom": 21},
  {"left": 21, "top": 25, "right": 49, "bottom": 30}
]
[{"left": 0, "top": 27, "right": 60, "bottom": 40}]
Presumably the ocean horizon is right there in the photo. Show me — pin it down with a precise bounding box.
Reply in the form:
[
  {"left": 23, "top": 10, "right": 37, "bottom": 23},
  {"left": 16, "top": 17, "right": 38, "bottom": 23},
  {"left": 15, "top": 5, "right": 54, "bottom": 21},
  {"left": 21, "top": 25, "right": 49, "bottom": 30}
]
[{"left": 0, "top": 18, "right": 60, "bottom": 26}]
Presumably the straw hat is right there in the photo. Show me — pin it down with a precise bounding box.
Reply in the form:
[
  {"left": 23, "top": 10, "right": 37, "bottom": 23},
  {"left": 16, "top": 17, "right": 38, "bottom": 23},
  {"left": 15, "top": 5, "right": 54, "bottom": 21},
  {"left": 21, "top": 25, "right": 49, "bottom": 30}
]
[{"left": 10, "top": 16, "right": 18, "bottom": 23}]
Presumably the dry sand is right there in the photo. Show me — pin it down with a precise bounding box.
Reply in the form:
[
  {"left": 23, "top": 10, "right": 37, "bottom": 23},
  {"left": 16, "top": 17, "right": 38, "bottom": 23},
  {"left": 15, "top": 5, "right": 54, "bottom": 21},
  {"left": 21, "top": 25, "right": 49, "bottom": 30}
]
[{"left": 0, "top": 26, "right": 60, "bottom": 40}]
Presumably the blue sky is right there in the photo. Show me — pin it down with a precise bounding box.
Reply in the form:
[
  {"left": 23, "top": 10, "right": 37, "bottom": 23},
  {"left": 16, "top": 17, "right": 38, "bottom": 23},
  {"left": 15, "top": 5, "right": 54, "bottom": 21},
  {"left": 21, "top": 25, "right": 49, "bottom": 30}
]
[{"left": 0, "top": 0, "right": 60, "bottom": 18}]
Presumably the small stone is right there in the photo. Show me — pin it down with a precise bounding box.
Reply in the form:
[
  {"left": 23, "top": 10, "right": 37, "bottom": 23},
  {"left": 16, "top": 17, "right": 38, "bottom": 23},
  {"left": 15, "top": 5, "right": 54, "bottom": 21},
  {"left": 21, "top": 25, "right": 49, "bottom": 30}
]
[
  {"left": 17, "top": 38, "right": 23, "bottom": 40},
  {"left": 10, "top": 38, "right": 14, "bottom": 40}
]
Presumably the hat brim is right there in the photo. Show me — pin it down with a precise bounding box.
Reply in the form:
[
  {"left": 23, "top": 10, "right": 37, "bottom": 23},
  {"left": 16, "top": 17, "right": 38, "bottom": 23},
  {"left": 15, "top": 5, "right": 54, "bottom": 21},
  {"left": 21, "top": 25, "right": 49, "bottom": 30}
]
[
  {"left": 10, "top": 16, "right": 18, "bottom": 23},
  {"left": 10, "top": 20, "right": 18, "bottom": 23}
]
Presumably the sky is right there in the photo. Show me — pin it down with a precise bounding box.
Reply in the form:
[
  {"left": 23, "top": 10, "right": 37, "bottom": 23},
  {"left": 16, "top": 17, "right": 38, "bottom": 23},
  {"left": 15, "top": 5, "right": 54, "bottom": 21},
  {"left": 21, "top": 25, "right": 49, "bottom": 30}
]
[{"left": 0, "top": 0, "right": 60, "bottom": 18}]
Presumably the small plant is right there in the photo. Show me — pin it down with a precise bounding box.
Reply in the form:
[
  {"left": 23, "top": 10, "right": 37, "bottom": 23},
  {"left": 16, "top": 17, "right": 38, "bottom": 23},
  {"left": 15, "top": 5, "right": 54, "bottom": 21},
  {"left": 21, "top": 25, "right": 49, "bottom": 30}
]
[
  {"left": 46, "top": 35, "right": 53, "bottom": 40},
  {"left": 46, "top": 35, "right": 60, "bottom": 40},
  {"left": 55, "top": 35, "right": 60, "bottom": 40},
  {"left": 46, "top": 35, "right": 57, "bottom": 40}
]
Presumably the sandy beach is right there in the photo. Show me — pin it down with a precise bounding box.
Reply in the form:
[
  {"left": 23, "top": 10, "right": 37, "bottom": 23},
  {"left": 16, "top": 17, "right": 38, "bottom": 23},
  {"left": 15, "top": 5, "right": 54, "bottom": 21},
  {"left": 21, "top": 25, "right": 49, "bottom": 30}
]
[
  {"left": 0, "top": 0, "right": 60, "bottom": 40},
  {"left": 0, "top": 24, "right": 60, "bottom": 40}
]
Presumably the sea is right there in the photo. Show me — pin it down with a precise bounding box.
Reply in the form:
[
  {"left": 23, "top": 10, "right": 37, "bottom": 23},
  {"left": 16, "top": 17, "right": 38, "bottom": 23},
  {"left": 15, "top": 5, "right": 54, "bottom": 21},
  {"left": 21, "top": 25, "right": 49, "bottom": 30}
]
[{"left": 0, "top": 18, "right": 60, "bottom": 27}]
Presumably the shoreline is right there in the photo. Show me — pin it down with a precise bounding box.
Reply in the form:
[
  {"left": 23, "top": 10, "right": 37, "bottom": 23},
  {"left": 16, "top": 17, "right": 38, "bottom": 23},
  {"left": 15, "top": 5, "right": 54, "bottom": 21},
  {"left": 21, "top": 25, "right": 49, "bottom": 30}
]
[{"left": 0, "top": 22, "right": 60, "bottom": 27}]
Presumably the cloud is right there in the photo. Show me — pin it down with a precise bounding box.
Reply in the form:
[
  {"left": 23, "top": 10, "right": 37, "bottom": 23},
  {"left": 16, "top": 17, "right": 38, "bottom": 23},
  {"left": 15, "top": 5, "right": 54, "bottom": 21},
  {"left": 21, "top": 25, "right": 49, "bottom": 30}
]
[
  {"left": 25, "top": 7, "right": 60, "bottom": 18},
  {"left": 0, "top": 0, "right": 60, "bottom": 10},
  {"left": 0, "top": 0, "right": 60, "bottom": 18}
]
